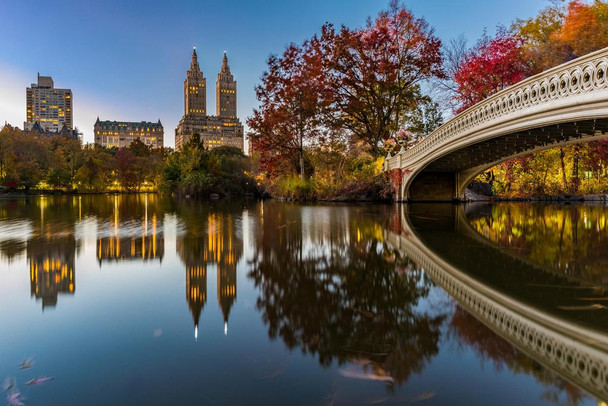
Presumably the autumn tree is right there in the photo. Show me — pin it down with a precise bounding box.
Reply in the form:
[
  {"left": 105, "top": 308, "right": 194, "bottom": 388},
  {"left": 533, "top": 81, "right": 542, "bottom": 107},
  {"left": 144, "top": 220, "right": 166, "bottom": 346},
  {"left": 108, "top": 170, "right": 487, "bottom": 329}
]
[
  {"left": 512, "top": 1, "right": 567, "bottom": 73},
  {"left": 75, "top": 145, "right": 113, "bottom": 191},
  {"left": 402, "top": 96, "right": 444, "bottom": 138},
  {"left": 555, "top": 0, "right": 608, "bottom": 59},
  {"left": 115, "top": 149, "right": 139, "bottom": 191},
  {"left": 0, "top": 125, "right": 18, "bottom": 184},
  {"left": 585, "top": 140, "right": 608, "bottom": 181},
  {"left": 248, "top": 43, "right": 326, "bottom": 180},
  {"left": 453, "top": 29, "right": 531, "bottom": 112},
  {"left": 318, "top": 1, "right": 443, "bottom": 156}
]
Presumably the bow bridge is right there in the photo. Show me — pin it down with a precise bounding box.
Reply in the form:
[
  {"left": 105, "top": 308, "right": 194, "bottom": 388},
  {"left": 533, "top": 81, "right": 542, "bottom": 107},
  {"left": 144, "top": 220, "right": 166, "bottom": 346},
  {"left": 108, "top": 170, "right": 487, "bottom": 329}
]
[{"left": 385, "top": 47, "right": 608, "bottom": 201}]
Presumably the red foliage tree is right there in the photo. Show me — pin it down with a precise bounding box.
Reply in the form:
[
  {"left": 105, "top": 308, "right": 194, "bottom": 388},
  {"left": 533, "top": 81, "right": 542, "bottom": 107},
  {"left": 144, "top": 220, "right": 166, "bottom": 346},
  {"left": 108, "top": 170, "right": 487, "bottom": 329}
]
[
  {"left": 247, "top": 43, "right": 326, "bottom": 180},
  {"left": 586, "top": 140, "right": 608, "bottom": 180},
  {"left": 318, "top": 2, "right": 443, "bottom": 156},
  {"left": 453, "top": 30, "right": 531, "bottom": 113}
]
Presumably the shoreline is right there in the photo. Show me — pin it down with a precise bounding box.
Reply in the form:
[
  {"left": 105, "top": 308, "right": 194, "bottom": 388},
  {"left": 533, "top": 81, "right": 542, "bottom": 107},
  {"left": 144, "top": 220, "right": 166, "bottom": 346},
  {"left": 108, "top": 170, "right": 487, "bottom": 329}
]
[{"left": 0, "top": 191, "right": 158, "bottom": 199}]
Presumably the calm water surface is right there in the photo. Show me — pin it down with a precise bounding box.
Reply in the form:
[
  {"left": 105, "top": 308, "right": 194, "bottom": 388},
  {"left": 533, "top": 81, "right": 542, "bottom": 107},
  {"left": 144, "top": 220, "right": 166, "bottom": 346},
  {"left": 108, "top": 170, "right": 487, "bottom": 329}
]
[{"left": 0, "top": 196, "right": 607, "bottom": 405}]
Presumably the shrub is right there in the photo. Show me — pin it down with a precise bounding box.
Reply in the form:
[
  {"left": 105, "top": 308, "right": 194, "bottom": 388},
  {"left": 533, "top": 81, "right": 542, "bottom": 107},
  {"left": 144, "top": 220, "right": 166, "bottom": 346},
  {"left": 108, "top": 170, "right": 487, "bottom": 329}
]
[{"left": 273, "top": 176, "right": 316, "bottom": 200}]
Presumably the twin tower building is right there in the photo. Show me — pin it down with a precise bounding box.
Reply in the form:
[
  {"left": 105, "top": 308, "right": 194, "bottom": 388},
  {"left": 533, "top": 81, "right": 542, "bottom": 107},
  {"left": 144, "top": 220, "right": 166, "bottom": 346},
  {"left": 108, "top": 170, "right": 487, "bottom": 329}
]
[
  {"left": 93, "top": 48, "right": 244, "bottom": 151},
  {"left": 174, "top": 49, "right": 244, "bottom": 151}
]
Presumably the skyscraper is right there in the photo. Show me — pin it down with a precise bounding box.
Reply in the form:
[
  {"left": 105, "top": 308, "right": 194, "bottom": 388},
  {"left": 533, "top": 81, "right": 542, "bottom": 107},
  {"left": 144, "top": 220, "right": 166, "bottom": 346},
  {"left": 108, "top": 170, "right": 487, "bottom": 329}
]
[
  {"left": 216, "top": 52, "right": 236, "bottom": 119},
  {"left": 25, "top": 74, "right": 73, "bottom": 133},
  {"left": 184, "top": 48, "right": 206, "bottom": 117},
  {"left": 175, "top": 49, "right": 244, "bottom": 151}
]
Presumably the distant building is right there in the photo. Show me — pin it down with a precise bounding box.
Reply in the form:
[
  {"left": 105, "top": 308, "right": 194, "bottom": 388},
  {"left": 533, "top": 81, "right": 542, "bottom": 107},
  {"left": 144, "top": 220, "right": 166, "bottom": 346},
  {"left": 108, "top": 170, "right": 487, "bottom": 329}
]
[
  {"left": 25, "top": 74, "right": 73, "bottom": 133},
  {"left": 27, "top": 121, "right": 78, "bottom": 139},
  {"left": 94, "top": 118, "right": 163, "bottom": 149},
  {"left": 175, "top": 49, "right": 244, "bottom": 151}
]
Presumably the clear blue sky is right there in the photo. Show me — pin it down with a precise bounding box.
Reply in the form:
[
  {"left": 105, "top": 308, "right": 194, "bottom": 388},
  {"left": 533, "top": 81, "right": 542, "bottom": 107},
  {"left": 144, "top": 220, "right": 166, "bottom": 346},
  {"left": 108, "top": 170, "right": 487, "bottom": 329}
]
[{"left": 0, "top": 0, "right": 549, "bottom": 147}]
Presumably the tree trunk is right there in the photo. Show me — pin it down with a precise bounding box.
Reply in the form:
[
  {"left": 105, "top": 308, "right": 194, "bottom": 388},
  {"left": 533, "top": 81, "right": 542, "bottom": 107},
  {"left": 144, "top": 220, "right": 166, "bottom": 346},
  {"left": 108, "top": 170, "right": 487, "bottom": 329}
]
[
  {"left": 298, "top": 96, "right": 305, "bottom": 181},
  {"left": 559, "top": 148, "right": 568, "bottom": 191},
  {"left": 571, "top": 153, "right": 579, "bottom": 194},
  {"left": 299, "top": 148, "right": 304, "bottom": 181}
]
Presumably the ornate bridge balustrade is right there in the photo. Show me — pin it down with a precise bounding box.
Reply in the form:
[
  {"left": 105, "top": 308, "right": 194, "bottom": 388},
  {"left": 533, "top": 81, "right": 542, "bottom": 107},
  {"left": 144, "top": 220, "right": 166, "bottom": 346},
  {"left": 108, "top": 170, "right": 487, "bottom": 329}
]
[{"left": 385, "top": 47, "right": 608, "bottom": 201}]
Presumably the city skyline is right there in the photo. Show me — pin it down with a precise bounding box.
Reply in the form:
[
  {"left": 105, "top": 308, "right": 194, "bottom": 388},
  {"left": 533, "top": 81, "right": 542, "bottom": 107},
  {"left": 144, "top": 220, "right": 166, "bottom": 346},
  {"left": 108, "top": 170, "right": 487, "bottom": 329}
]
[
  {"left": 0, "top": 0, "right": 549, "bottom": 148},
  {"left": 175, "top": 50, "right": 244, "bottom": 151}
]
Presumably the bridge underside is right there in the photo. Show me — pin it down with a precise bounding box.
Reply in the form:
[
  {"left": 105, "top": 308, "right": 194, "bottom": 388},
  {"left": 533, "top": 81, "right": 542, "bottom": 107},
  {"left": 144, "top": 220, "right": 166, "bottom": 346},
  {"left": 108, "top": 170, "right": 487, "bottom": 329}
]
[{"left": 407, "top": 118, "right": 608, "bottom": 201}]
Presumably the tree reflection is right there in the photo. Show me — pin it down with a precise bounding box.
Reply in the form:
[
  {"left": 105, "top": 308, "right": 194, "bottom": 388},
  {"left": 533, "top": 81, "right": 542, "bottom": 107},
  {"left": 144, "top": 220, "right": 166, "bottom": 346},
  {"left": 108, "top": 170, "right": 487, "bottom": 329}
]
[
  {"left": 0, "top": 239, "right": 26, "bottom": 263},
  {"left": 248, "top": 202, "right": 446, "bottom": 388},
  {"left": 468, "top": 204, "right": 608, "bottom": 285},
  {"left": 449, "top": 305, "right": 588, "bottom": 405}
]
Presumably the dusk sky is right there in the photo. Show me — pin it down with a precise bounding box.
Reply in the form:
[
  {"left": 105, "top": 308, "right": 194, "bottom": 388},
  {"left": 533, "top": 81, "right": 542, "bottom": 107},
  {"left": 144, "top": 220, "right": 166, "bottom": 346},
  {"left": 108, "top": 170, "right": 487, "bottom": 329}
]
[{"left": 0, "top": 0, "right": 549, "bottom": 147}]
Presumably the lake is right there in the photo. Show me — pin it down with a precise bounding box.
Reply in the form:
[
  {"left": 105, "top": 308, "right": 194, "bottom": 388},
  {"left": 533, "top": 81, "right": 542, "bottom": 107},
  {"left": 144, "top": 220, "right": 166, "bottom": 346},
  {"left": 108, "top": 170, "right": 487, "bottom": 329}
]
[{"left": 0, "top": 195, "right": 606, "bottom": 405}]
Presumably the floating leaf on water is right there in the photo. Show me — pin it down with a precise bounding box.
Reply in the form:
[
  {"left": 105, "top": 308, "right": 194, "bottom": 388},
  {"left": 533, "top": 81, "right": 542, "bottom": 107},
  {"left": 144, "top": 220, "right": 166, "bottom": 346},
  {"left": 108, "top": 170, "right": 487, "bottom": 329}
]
[
  {"left": 368, "top": 396, "right": 389, "bottom": 404},
  {"left": 2, "top": 378, "right": 14, "bottom": 392},
  {"left": 411, "top": 392, "right": 436, "bottom": 402},
  {"left": 18, "top": 358, "right": 34, "bottom": 370},
  {"left": 258, "top": 355, "right": 294, "bottom": 380},
  {"left": 6, "top": 391, "right": 24, "bottom": 406},
  {"left": 25, "top": 376, "right": 54, "bottom": 386},
  {"left": 339, "top": 367, "right": 394, "bottom": 383},
  {"left": 557, "top": 304, "right": 607, "bottom": 311}
]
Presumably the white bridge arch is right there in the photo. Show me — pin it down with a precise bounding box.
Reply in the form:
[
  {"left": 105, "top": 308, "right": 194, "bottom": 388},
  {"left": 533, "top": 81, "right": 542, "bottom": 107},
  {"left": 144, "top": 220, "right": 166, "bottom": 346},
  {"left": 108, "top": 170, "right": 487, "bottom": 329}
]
[{"left": 385, "top": 47, "right": 608, "bottom": 201}]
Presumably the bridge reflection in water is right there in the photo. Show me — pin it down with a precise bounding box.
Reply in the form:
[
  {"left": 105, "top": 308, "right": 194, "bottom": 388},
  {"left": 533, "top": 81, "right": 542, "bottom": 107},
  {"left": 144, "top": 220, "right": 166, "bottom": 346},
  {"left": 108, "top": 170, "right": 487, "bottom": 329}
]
[{"left": 386, "top": 203, "right": 608, "bottom": 402}]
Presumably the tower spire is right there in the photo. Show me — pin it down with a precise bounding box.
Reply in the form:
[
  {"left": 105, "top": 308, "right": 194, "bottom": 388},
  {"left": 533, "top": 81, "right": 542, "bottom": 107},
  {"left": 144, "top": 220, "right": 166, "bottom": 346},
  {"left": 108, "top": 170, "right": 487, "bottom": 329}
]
[
  {"left": 221, "top": 51, "right": 230, "bottom": 74},
  {"left": 184, "top": 47, "right": 206, "bottom": 116},
  {"left": 216, "top": 50, "right": 236, "bottom": 119},
  {"left": 190, "top": 47, "right": 200, "bottom": 72}
]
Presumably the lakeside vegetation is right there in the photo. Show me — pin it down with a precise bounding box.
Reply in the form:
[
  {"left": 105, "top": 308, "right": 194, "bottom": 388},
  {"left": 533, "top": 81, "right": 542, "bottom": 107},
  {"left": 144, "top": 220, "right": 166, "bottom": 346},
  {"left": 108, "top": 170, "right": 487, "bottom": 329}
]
[
  {"left": 249, "top": 0, "right": 608, "bottom": 200},
  {"left": 4, "top": 1, "right": 608, "bottom": 201},
  {"left": 248, "top": 1, "right": 444, "bottom": 200},
  {"left": 0, "top": 125, "right": 255, "bottom": 198}
]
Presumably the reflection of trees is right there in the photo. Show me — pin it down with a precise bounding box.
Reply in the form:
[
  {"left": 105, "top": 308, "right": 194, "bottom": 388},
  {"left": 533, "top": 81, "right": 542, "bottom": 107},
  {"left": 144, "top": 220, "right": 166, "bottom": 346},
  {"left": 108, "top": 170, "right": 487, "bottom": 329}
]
[
  {"left": 468, "top": 204, "right": 608, "bottom": 285},
  {"left": 0, "top": 239, "right": 26, "bottom": 262},
  {"left": 176, "top": 200, "right": 244, "bottom": 335},
  {"left": 248, "top": 202, "right": 445, "bottom": 387},
  {"left": 449, "top": 305, "right": 587, "bottom": 405}
]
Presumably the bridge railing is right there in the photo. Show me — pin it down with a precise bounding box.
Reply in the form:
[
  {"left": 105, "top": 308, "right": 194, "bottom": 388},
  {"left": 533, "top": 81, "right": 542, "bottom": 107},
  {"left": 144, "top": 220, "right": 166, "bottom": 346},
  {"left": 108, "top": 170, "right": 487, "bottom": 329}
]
[{"left": 386, "top": 46, "right": 608, "bottom": 170}]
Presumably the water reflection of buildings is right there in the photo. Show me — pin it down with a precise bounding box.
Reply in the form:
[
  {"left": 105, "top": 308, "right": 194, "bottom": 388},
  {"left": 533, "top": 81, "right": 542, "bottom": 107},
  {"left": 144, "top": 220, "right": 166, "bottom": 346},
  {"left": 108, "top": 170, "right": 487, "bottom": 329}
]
[
  {"left": 0, "top": 195, "right": 170, "bottom": 309},
  {"left": 27, "top": 236, "right": 76, "bottom": 309},
  {"left": 96, "top": 195, "right": 165, "bottom": 265},
  {"left": 178, "top": 212, "right": 242, "bottom": 339},
  {"left": 97, "top": 235, "right": 164, "bottom": 264}
]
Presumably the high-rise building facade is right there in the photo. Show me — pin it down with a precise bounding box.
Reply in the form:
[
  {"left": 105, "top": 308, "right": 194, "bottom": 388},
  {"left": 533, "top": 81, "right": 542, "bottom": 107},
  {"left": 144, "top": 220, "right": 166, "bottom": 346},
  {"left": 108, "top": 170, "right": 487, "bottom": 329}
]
[
  {"left": 25, "top": 74, "right": 73, "bottom": 133},
  {"left": 175, "top": 49, "right": 244, "bottom": 151},
  {"left": 94, "top": 118, "right": 163, "bottom": 149},
  {"left": 216, "top": 53, "right": 237, "bottom": 119}
]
